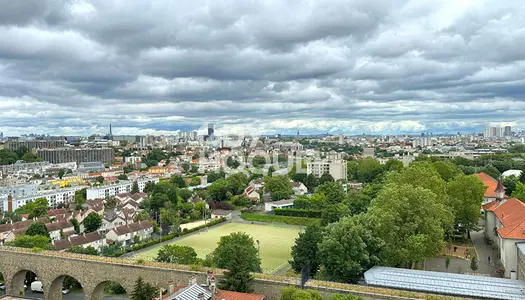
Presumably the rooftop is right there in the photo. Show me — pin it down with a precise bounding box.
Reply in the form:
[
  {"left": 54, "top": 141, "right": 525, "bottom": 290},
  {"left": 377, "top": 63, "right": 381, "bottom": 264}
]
[{"left": 364, "top": 266, "right": 525, "bottom": 300}]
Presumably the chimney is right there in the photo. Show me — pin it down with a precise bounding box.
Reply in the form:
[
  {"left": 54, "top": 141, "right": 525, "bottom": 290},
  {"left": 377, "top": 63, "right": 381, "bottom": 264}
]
[
  {"left": 168, "top": 280, "right": 174, "bottom": 295},
  {"left": 7, "top": 194, "right": 13, "bottom": 212},
  {"left": 197, "top": 293, "right": 205, "bottom": 300}
]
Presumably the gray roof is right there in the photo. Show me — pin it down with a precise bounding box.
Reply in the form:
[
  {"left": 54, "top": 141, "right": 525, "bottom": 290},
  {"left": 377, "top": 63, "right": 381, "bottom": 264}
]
[
  {"left": 364, "top": 266, "right": 525, "bottom": 300},
  {"left": 167, "top": 284, "right": 211, "bottom": 300}
]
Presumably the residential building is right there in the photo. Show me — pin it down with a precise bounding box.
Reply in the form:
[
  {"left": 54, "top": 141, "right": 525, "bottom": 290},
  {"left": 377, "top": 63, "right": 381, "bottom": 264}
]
[
  {"left": 105, "top": 221, "right": 153, "bottom": 244},
  {"left": 210, "top": 209, "right": 232, "bottom": 220},
  {"left": 6, "top": 139, "right": 65, "bottom": 151},
  {"left": 483, "top": 198, "right": 525, "bottom": 277},
  {"left": 242, "top": 186, "right": 260, "bottom": 202},
  {"left": 292, "top": 181, "right": 308, "bottom": 195},
  {"left": 0, "top": 183, "right": 38, "bottom": 198},
  {"left": 484, "top": 126, "right": 505, "bottom": 138},
  {"left": 37, "top": 148, "right": 115, "bottom": 164},
  {"left": 1, "top": 187, "right": 84, "bottom": 212},
  {"left": 264, "top": 199, "right": 294, "bottom": 211},
  {"left": 0, "top": 161, "right": 50, "bottom": 175},
  {"left": 46, "top": 220, "right": 74, "bottom": 241},
  {"left": 77, "top": 162, "right": 106, "bottom": 173},
  {"left": 476, "top": 172, "right": 507, "bottom": 204},
  {"left": 52, "top": 231, "right": 105, "bottom": 252},
  {"left": 86, "top": 178, "right": 159, "bottom": 200},
  {"left": 307, "top": 160, "right": 347, "bottom": 181}
]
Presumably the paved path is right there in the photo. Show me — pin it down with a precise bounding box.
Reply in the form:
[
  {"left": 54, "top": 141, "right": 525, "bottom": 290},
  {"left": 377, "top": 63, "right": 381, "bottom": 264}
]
[{"left": 470, "top": 229, "right": 503, "bottom": 276}]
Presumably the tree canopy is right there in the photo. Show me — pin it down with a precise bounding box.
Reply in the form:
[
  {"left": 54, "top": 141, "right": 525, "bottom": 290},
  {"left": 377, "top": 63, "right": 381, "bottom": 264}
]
[
  {"left": 264, "top": 175, "right": 293, "bottom": 201},
  {"left": 83, "top": 212, "right": 103, "bottom": 233},
  {"left": 290, "top": 226, "right": 324, "bottom": 277},
  {"left": 156, "top": 244, "right": 199, "bottom": 265},
  {"left": 26, "top": 222, "right": 50, "bottom": 238}
]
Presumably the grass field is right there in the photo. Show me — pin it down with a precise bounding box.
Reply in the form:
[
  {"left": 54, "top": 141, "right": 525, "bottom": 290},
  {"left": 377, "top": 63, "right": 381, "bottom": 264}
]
[{"left": 138, "top": 223, "right": 301, "bottom": 273}]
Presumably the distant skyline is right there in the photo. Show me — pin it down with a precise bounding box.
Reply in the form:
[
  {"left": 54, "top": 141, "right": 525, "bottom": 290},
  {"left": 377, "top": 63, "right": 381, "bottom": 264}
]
[{"left": 1, "top": 1, "right": 524, "bottom": 136}]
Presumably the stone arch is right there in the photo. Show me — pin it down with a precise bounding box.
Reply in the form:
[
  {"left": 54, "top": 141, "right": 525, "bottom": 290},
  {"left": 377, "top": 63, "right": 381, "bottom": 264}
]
[
  {"left": 48, "top": 273, "right": 86, "bottom": 300},
  {"left": 10, "top": 268, "right": 39, "bottom": 297},
  {"left": 92, "top": 280, "right": 132, "bottom": 300}
]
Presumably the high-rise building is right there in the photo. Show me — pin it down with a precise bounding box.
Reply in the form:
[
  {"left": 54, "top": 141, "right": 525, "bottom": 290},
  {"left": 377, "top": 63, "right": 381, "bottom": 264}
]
[
  {"left": 484, "top": 126, "right": 505, "bottom": 138},
  {"left": 306, "top": 160, "right": 347, "bottom": 181},
  {"left": 504, "top": 126, "right": 512, "bottom": 136},
  {"left": 36, "top": 148, "right": 115, "bottom": 164},
  {"left": 207, "top": 123, "right": 215, "bottom": 136},
  {"left": 6, "top": 139, "right": 66, "bottom": 151}
]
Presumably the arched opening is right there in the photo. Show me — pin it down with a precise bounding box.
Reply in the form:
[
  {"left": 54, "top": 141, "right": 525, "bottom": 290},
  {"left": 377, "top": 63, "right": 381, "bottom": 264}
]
[
  {"left": 11, "top": 269, "right": 37, "bottom": 298},
  {"left": 93, "top": 281, "right": 129, "bottom": 299},
  {"left": 0, "top": 270, "right": 5, "bottom": 297},
  {"left": 48, "top": 275, "right": 83, "bottom": 300}
]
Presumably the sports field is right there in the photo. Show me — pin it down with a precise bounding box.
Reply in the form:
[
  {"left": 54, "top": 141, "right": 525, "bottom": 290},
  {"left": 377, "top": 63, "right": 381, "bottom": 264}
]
[{"left": 138, "top": 223, "right": 301, "bottom": 273}]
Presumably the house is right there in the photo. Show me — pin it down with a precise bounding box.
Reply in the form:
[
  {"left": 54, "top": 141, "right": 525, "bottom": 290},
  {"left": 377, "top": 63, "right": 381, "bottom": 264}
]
[
  {"left": 45, "top": 220, "right": 74, "bottom": 241},
  {"left": 483, "top": 196, "right": 525, "bottom": 277},
  {"left": 102, "top": 211, "right": 133, "bottom": 232},
  {"left": 291, "top": 181, "right": 307, "bottom": 195},
  {"left": 48, "top": 208, "right": 68, "bottom": 219},
  {"left": 211, "top": 209, "right": 232, "bottom": 220},
  {"left": 264, "top": 199, "right": 294, "bottom": 212},
  {"left": 476, "top": 172, "right": 507, "bottom": 204},
  {"left": 242, "top": 186, "right": 260, "bottom": 202},
  {"left": 52, "top": 231, "right": 105, "bottom": 251},
  {"left": 83, "top": 198, "right": 105, "bottom": 215},
  {"left": 187, "top": 195, "right": 203, "bottom": 205},
  {"left": 249, "top": 178, "right": 264, "bottom": 191},
  {"left": 105, "top": 221, "right": 153, "bottom": 244},
  {"left": 165, "top": 273, "right": 265, "bottom": 300}
]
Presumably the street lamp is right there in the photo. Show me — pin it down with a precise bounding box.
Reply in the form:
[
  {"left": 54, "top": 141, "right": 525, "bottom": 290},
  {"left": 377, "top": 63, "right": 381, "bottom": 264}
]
[{"left": 256, "top": 240, "right": 260, "bottom": 260}]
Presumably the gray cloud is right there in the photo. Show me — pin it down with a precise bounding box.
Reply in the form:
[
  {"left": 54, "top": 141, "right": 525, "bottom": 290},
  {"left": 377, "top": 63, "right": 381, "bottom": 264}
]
[{"left": 0, "top": 0, "right": 525, "bottom": 136}]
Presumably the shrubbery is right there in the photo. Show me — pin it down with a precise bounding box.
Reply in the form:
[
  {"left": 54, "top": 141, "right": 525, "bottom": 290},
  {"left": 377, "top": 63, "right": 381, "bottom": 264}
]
[{"left": 274, "top": 208, "right": 322, "bottom": 218}]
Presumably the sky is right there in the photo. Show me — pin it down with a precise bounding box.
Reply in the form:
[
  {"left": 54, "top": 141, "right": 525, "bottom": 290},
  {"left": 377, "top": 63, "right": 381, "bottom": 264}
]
[{"left": 0, "top": 0, "right": 524, "bottom": 137}]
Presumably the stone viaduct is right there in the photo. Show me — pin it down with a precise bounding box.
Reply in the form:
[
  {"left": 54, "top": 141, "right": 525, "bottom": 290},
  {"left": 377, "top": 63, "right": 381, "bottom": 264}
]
[{"left": 0, "top": 247, "right": 445, "bottom": 300}]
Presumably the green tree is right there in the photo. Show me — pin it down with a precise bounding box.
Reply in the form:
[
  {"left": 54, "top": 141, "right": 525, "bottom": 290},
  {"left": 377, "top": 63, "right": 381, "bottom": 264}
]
[
  {"left": 482, "top": 165, "right": 501, "bottom": 180},
  {"left": 65, "top": 245, "right": 99, "bottom": 255},
  {"left": 321, "top": 204, "right": 350, "bottom": 226},
  {"left": 26, "top": 222, "right": 49, "bottom": 238},
  {"left": 131, "top": 181, "right": 139, "bottom": 194},
  {"left": 503, "top": 175, "right": 519, "bottom": 196},
  {"left": 58, "top": 168, "right": 66, "bottom": 179},
  {"left": 265, "top": 175, "right": 293, "bottom": 201},
  {"left": 268, "top": 166, "right": 275, "bottom": 176},
  {"left": 252, "top": 156, "right": 266, "bottom": 168},
  {"left": 384, "top": 159, "right": 403, "bottom": 173},
  {"left": 305, "top": 174, "right": 319, "bottom": 192},
  {"left": 290, "top": 226, "right": 324, "bottom": 277},
  {"left": 70, "top": 218, "right": 80, "bottom": 234},
  {"left": 74, "top": 188, "right": 87, "bottom": 207},
  {"left": 156, "top": 244, "right": 198, "bottom": 264},
  {"left": 170, "top": 175, "right": 186, "bottom": 188},
  {"left": 432, "top": 161, "right": 461, "bottom": 182},
  {"left": 215, "top": 232, "right": 261, "bottom": 292},
  {"left": 292, "top": 173, "right": 307, "bottom": 184},
  {"left": 207, "top": 171, "right": 226, "bottom": 183},
  {"left": 0, "top": 149, "right": 19, "bottom": 165},
  {"left": 182, "top": 162, "right": 190, "bottom": 172},
  {"left": 470, "top": 256, "right": 479, "bottom": 272},
  {"left": 368, "top": 184, "right": 452, "bottom": 267},
  {"left": 117, "top": 174, "right": 128, "bottom": 180},
  {"left": 280, "top": 287, "right": 322, "bottom": 300},
  {"left": 316, "top": 182, "right": 345, "bottom": 204},
  {"left": 447, "top": 174, "right": 485, "bottom": 235},
  {"left": 318, "top": 215, "right": 382, "bottom": 282},
  {"left": 226, "top": 173, "right": 249, "bottom": 195},
  {"left": 95, "top": 175, "right": 105, "bottom": 184},
  {"left": 209, "top": 179, "right": 231, "bottom": 201},
  {"left": 445, "top": 255, "right": 451, "bottom": 270},
  {"left": 356, "top": 158, "right": 384, "bottom": 183},
  {"left": 83, "top": 212, "right": 103, "bottom": 233},
  {"left": 152, "top": 181, "right": 179, "bottom": 205},
  {"left": 15, "top": 197, "right": 48, "bottom": 218},
  {"left": 346, "top": 161, "right": 358, "bottom": 181},
  {"left": 21, "top": 152, "right": 41, "bottom": 163},
  {"left": 178, "top": 188, "right": 193, "bottom": 201},
  {"left": 319, "top": 173, "right": 335, "bottom": 184},
  {"left": 130, "top": 277, "right": 156, "bottom": 300},
  {"left": 513, "top": 181, "right": 525, "bottom": 201},
  {"left": 7, "top": 235, "right": 51, "bottom": 250}
]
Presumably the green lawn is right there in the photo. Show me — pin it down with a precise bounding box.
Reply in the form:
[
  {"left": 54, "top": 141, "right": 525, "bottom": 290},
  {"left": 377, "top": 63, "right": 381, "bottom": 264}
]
[{"left": 138, "top": 223, "right": 301, "bottom": 273}]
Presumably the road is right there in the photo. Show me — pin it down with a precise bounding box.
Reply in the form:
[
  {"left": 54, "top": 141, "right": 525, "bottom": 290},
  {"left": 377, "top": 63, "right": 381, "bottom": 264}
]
[{"left": 0, "top": 290, "right": 128, "bottom": 300}]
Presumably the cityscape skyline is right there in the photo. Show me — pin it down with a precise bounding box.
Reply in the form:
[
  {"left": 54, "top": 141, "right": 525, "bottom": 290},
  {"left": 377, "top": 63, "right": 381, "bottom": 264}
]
[{"left": 1, "top": 1, "right": 524, "bottom": 137}]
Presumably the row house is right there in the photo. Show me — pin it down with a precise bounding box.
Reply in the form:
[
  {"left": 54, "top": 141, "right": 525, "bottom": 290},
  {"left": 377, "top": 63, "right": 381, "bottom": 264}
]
[
  {"left": 52, "top": 231, "right": 105, "bottom": 252},
  {"left": 45, "top": 220, "right": 74, "bottom": 241},
  {"left": 105, "top": 221, "right": 153, "bottom": 245}
]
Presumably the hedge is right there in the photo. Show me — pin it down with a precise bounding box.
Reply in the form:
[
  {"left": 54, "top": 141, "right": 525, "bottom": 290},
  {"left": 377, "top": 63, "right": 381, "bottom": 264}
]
[
  {"left": 240, "top": 213, "right": 321, "bottom": 227},
  {"left": 108, "top": 218, "right": 228, "bottom": 257},
  {"left": 273, "top": 208, "right": 322, "bottom": 218}
]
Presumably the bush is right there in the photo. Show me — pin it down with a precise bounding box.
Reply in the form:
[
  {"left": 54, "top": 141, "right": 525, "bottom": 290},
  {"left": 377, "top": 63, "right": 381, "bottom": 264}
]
[
  {"left": 274, "top": 208, "right": 322, "bottom": 218},
  {"left": 240, "top": 213, "right": 321, "bottom": 226}
]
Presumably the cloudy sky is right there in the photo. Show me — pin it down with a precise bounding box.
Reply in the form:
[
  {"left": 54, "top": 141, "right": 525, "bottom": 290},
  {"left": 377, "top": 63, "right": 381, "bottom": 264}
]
[{"left": 0, "top": 0, "right": 523, "bottom": 136}]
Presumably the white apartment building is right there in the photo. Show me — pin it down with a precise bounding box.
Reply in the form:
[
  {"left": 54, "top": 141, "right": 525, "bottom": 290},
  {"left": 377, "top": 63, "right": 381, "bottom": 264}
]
[
  {"left": 86, "top": 178, "right": 159, "bottom": 200},
  {"left": 0, "top": 183, "right": 38, "bottom": 198},
  {"left": 1, "top": 186, "right": 84, "bottom": 212},
  {"left": 307, "top": 160, "right": 347, "bottom": 181}
]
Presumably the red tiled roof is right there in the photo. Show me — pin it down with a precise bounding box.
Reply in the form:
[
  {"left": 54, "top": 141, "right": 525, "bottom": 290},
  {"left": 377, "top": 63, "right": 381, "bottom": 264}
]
[
  {"left": 498, "top": 221, "right": 525, "bottom": 240},
  {"left": 48, "top": 208, "right": 67, "bottom": 217},
  {"left": 482, "top": 201, "right": 499, "bottom": 212},
  {"left": 493, "top": 198, "right": 525, "bottom": 227},
  {"left": 476, "top": 172, "right": 507, "bottom": 198}
]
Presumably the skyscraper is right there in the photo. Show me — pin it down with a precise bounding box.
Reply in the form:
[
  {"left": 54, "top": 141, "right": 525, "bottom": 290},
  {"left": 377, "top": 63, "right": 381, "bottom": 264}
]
[
  {"left": 504, "top": 126, "right": 512, "bottom": 136},
  {"left": 207, "top": 123, "right": 214, "bottom": 136}
]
